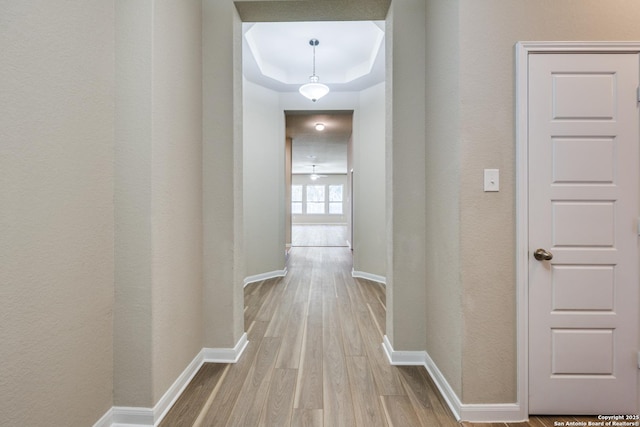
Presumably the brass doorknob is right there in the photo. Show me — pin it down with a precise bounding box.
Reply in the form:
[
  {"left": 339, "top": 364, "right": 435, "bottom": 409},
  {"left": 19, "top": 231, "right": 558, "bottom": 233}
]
[{"left": 533, "top": 248, "right": 553, "bottom": 261}]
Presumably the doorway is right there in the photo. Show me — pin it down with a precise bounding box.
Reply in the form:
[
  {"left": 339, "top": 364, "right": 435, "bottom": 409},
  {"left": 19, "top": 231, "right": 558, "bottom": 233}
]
[
  {"left": 241, "top": 19, "right": 387, "bottom": 275},
  {"left": 517, "top": 42, "right": 640, "bottom": 415},
  {"left": 286, "top": 111, "right": 353, "bottom": 248}
]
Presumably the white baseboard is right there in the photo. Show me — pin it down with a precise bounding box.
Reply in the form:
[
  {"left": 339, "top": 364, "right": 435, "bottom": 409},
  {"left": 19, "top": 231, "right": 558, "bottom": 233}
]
[
  {"left": 203, "top": 332, "right": 249, "bottom": 363},
  {"left": 111, "top": 407, "right": 154, "bottom": 427},
  {"left": 153, "top": 347, "right": 206, "bottom": 424},
  {"left": 292, "top": 222, "right": 348, "bottom": 225},
  {"left": 421, "top": 345, "right": 462, "bottom": 421},
  {"left": 94, "top": 406, "right": 156, "bottom": 427},
  {"left": 351, "top": 269, "right": 386, "bottom": 285},
  {"left": 382, "top": 335, "right": 425, "bottom": 365},
  {"left": 382, "top": 335, "right": 525, "bottom": 423},
  {"left": 93, "top": 333, "right": 249, "bottom": 427},
  {"left": 92, "top": 408, "right": 114, "bottom": 427},
  {"left": 456, "top": 403, "right": 525, "bottom": 423},
  {"left": 243, "top": 269, "right": 287, "bottom": 288}
]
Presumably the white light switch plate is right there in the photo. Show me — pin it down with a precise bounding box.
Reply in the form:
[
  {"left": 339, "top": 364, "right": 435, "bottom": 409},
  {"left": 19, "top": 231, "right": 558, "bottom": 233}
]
[{"left": 484, "top": 169, "right": 499, "bottom": 192}]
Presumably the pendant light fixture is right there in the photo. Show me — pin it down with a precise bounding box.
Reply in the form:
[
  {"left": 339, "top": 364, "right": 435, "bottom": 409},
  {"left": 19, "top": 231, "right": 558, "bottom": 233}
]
[{"left": 299, "top": 39, "right": 330, "bottom": 102}]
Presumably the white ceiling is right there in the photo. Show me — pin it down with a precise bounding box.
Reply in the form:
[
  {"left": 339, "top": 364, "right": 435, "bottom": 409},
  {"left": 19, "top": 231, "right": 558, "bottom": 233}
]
[
  {"left": 242, "top": 21, "right": 386, "bottom": 93},
  {"left": 242, "top": 21, "right": 386, "bottom": 175},
  {"left": 286, "top": 111, "right": 353, "bottom": 174}
]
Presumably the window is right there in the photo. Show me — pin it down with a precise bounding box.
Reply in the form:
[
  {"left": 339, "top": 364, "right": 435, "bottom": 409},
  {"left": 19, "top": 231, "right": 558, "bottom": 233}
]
[
  {"left": 291, "top": 185, "right": 303, "bottom": 214},
  {"left": 306, "top": 185, "right": 325, "bottom": 214},
  {"left": 329, "top": 185, "right": 343, "bottom": 214},
  {"left": 291, "top": 183, "right": 345, "bottom": 215}
]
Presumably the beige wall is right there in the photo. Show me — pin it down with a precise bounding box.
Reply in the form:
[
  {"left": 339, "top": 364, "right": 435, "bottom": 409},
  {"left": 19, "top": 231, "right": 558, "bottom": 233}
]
[
  {"left": 353, "top": 82, "right": 386, "bottom": 278},
  {"left": 424, "top": 0, "right": 640, "bottom": 404},
  {"left": 150, "top": 0, "right": 203, "bottom": 404},
  {"left": 114, "top": 0, "right": 153, "bottom": 406},
  {"left": 459, "top": 0, "right": 640, "bottom": 404},
  {"left": 202, "top": 0, "right": 246, "bottom": 348},
  {"left": 424, "top": 0, "right": 463, "bottom": 398},
  {"left": 0, "top": 1, "right": 115, "bottom": 425},
  {"left": 115, "top": 0, "right": 203, "bottom": 407},
  {"left": 244, "top": 79, "right": 286, "bottom": 277},
  {"left": 385, "top": 0, "right": 428, "bottom": 351}
]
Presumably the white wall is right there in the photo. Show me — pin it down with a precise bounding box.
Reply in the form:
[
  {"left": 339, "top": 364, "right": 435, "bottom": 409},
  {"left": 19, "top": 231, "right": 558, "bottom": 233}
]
[
  {"left": 0, "top": 1, "right": 115, "bottom": 425},
  {"left": 353, "top": 82, "right": 386, "bottom": 278},
  {"left": 243, "top": 79, "right": 286, "bottom": 278},
  {"left": 115, "top": 0, "right": 203, "bottom": 407},
  {"left": 280, "top": 91, "right": 360, "bottom": 111}
]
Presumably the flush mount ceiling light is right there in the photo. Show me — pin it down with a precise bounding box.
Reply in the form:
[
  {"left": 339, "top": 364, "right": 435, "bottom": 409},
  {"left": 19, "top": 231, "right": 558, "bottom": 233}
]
[
  {"left": 314, "top": 123, "right": 325, "bottom": 131},
  {"left": 299, "top": 39, "right": 330, "bottom": 102}
]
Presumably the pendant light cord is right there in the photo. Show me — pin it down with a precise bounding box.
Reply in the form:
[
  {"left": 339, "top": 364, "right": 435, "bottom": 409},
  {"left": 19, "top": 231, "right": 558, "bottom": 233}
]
[{"left": 310, "top": 39, "right": 319, "bottom": 78}]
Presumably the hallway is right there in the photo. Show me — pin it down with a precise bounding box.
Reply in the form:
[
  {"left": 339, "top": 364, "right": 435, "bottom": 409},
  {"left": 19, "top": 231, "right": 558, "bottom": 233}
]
[
  {"left": 160, "top": 247, "right": 458, "bottom": 426},
  {"left": 159, "top": 248, "right": 610, "bottom": 426}
]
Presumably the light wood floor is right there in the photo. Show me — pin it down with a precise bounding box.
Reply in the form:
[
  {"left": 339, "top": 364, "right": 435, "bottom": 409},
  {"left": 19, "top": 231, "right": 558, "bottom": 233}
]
[
  {"left": 160, "top": 247, "right": 607, "bottom": 426},
  {"left": 291, "top": 224, "right": 348, "bottom": 247}
]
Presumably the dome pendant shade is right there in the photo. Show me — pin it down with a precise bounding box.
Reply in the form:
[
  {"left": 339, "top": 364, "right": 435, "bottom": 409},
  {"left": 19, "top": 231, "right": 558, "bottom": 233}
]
[
  {"left": 299, "top": 39, "right": 329, "bottom": 102},
  {"left": 299, "top": 76, "right": 329, "bottom": 102}
]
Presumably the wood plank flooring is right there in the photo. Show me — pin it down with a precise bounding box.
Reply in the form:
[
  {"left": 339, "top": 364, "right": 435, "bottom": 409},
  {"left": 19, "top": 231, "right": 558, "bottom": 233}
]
[
  {"left": 291, "top": 224, "right": 348, "bottom": 247},
  {"left": 160, "top": 247, "right": 606, "bottom": 426}
]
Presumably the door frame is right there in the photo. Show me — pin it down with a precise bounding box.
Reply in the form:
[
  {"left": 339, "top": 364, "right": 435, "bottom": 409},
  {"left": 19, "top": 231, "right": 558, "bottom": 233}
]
[{"left": 516, "top": 41, "right": 640, "bottom": 419}]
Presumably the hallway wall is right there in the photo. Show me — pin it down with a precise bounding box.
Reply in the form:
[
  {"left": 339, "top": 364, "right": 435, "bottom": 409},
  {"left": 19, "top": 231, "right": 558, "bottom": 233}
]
[
  {"left": 149, "top": 0, "right": 203, "bottom": 405},
  {"left": 243, "top": 79, "right": 286, "bottom": 278},
  {"left": 0, "top": 1, "right": 115, "bottom": 425},
  {"left": 424, "top": 0, "right": 463, "bottom": 399},
  {"left": 423, "top": 0, "right": 640, "bottom": 405},
  {"left": 353, "top": 82, "right": 386, "bottom": 278},
  {"left": 115, "top": 0, "right": 203, "bottom": 407},
  {"left": 202, "top": 0, "right": 246, "bottom": 349},
  {"left": 384, "top": 0, "right": 428, "bottom": 353},
  {"left": 458, "top": 0, "right": 640, "bottom": 404}
]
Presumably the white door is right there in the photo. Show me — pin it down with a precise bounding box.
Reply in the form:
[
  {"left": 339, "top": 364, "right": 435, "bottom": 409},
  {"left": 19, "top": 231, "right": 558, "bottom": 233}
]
[{"left": 528, "top": 53, "right": 639, "bottom": 414}]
